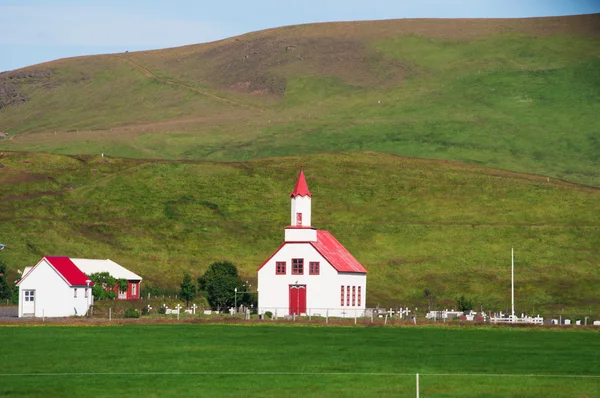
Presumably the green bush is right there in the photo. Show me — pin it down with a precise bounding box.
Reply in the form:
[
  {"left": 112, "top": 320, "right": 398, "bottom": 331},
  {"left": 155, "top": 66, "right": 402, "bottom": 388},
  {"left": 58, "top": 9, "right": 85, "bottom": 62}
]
[
  {"left": 123, "top": 308, "right": 140, "bottom": 318},
  {"left": 264, "top": 311, "right": 273, "bottom": 319}
]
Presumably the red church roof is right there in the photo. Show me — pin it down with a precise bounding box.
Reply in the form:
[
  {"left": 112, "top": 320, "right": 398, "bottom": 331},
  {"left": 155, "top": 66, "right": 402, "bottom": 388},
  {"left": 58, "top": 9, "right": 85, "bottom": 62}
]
[
  {"left": 290, "top": 170, "right": 312, "bottom": 198},
  {"left": 257, "top": 230, "right": 367, "bottom": 274},
  {"left": 310, "top": 230, "right": 367, "bottom": 273},
  {"left": 45, "top": 256, "right": 93, "bottom": 286}
]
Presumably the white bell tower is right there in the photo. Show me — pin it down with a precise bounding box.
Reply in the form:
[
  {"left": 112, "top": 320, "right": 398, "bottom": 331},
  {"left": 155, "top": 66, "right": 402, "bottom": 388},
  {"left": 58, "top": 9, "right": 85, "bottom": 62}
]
[{"left": 285, "top": 169, "right": 317, "bottom": 242}]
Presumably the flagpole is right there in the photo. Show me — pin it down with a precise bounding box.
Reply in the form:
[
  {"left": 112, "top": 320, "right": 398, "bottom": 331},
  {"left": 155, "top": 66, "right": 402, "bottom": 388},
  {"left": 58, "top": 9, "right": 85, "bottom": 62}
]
[{"left": 511, "top": 247, "right": 515, "bottom": 321}]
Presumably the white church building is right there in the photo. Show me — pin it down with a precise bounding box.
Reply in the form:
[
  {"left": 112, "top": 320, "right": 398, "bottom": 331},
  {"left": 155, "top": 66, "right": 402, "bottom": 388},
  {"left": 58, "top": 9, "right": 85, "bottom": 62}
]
[{"left": 257, "top": 170, "right": 367, "bottom": 317}]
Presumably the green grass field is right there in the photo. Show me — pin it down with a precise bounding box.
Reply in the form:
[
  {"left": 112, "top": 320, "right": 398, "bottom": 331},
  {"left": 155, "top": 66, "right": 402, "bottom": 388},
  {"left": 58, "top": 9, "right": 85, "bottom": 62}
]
[{"left": 1, "top": 324, "right": 598, "bottom": 397}]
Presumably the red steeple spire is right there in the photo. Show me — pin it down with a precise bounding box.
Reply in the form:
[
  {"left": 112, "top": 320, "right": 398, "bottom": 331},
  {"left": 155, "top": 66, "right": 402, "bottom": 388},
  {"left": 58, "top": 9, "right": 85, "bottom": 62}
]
[{"left": 290, "top": 169, "right": 312, "bottom": 198}]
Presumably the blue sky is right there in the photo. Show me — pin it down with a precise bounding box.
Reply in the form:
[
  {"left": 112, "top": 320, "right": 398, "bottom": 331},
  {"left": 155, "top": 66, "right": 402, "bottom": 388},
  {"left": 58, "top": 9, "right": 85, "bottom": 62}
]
[{"left": 1, "top": 0, "right": 599, "bottom": 72}]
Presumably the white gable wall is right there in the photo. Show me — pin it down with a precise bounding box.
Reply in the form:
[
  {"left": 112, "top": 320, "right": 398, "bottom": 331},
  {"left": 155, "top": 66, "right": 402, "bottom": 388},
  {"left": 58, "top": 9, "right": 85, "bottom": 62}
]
[
  {"left": 18, "top": 259, "right": 92, "bottom": 318},
  {"left": 258, "top": 243, "right": 366, "bottom": 317}
]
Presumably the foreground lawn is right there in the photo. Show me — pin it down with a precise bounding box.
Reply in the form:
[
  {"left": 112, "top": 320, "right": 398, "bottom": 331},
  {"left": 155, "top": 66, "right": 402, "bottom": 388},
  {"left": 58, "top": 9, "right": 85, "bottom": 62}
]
[{"left": 1, "top": 324, "right": 598, "bottom": 397}]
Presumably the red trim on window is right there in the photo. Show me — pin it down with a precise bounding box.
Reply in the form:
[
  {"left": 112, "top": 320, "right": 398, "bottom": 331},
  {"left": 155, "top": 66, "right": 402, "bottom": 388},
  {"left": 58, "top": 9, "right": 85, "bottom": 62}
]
[
  {"left": 309, "top": 261, "right": 320, "bottom": 275},
  {"left": 352, "top": 286, "right": 356, "bottom": 306},
  {"left": 292, "top": 258, "right": 304, "bottom": 275},
  {"left": 340, "top": 286, "right": 345, "bottom": 306},
  {"left": 276, "top": 261, "right": 286, "bottom": 275},
  {"left": 358, "top": 286, "right": 361, "bottom": 306}
]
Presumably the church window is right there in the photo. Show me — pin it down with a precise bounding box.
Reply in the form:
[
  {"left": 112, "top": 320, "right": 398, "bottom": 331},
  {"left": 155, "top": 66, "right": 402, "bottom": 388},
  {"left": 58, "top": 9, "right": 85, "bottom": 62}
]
[
  {"left": 309, "top": 262, "right": 320, "bottom": 275},
  {"left": 340, "top": 286, "right": 345, "bottom": 306},
  {"left": 276, "top": 261, "right": 286, "bottom": 275},
  {"left": 358, "top": 286, "right": 362, "bottom": 306},
  {"left": 292, "top": 259, "right": 304, "bottom": 275},
  {"left": 296, "top": 212, "right": 302, "bottom": 226},
  {"left": 346, "top": 286, "right": 350, "bottom": 306}
]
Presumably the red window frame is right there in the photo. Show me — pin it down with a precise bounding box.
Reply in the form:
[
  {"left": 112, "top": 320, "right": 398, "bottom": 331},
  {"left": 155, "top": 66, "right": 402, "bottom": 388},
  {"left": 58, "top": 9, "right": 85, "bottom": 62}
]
[
  {"left": 276, "top": 261, "right": 286, "bottom": 275},
  {"left": 358, "top": 286, "right": 361, "bottom": 306},
  {"left": 346, "top": 286, "right": 350, "bottom": 307},
  {"left": 352, "top": 286, "right": 356, "bottom": 306},
  {"left": 292, "top": 258, "right": 304, "bottom": 275},
  {"left": 340, "top": 286, "right": 345, "bottom": 306},
  {"left": 296, "top": 212, "right": 302, "bottom": 226},
  {"left": 309, "top": 261, "right": 320, "bottom": 275}
]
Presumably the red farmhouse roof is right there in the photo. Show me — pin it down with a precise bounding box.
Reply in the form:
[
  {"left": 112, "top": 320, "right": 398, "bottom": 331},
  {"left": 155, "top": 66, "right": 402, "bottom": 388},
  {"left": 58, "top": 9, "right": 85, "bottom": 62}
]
[
  {"left": 45, "top": 256, "right": 92, "bottom": 286},
  {"left": 290, "top": 170, "right": 312, "bottom": 198},
  {"left": 311, "top": 230, "right": 367, "bottom": 273}
]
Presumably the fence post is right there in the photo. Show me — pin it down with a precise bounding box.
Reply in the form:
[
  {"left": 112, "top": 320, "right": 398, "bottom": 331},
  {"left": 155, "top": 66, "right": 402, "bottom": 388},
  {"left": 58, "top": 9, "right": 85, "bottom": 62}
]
[
  {"left": 109, "top": 308, "right": 112, "bottom": 321},
  {"left": 326, "top": 309, "right": 329, "bottom": 324},
  {"left": 416, "top": 373, "right": 419, "bottom": 398},
  {"left": 354, "top": 310, "right": 357, "bottom": 325}
]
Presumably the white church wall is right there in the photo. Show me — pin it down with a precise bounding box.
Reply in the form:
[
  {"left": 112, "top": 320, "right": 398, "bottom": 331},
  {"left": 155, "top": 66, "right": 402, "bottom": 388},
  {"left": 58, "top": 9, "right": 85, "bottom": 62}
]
[
  {"left": 258, "top": 243, "right": 366, "bottom": 317},
  {"left": 291, "top": 195, "right": 311, "bottom": 227},
  {"left": 284, "top": 228, "right": 317, "bottom": 242}
]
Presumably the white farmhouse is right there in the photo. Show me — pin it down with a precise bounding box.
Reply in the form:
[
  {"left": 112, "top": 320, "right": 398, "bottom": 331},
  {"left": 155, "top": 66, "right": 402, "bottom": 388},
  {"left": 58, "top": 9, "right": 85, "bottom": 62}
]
[
  {"left": 257, "top": 170, "right": 367, "bottom": 317},
  {"left": 17, "top": 256, "right": 142, "bottom": 317},
  {"left": 17, "top": 256, "right": 94, "bottom": 318}
]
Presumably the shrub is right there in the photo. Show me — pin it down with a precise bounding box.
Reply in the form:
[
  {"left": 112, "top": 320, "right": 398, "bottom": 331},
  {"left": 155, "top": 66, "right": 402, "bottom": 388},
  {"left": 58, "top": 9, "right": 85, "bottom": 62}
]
[
  {"left": 158, "top": 305, "right": 167, "bottom": 315},
  {"left": 264, "top": 311, "right": 273, "bottom": 319},
  {"left": 124, "top": 308, "right": 140, "bottom": 318}
]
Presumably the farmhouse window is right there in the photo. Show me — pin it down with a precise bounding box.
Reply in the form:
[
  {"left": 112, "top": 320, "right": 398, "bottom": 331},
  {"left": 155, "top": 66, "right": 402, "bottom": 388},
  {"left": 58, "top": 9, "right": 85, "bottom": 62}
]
[
  {"left": 74, "top": 288, "right": 78, "bottom": 298},
  {"left": 276, "top": 261, "right": 286, "bottom": 275},
  {"left": 292, "top": 259, "right": 304, "bottom": 275},
  {"left": 352, "top": 286, "right": 356, "bottom": 306},
  {"left": 346, "top": 286, "right": 350, "bottom": 307},
  {"left": 358, "top": 286, "right": 361, "bottom": 306},
  {"left": 309, "top": 262, "right": 320, "bottom": 275},
  {"left": 132, "top": 283, "right": 136, "bottom": 296},
  {"left": 340, "top": 286, "right": 345, "bottom": 306}
]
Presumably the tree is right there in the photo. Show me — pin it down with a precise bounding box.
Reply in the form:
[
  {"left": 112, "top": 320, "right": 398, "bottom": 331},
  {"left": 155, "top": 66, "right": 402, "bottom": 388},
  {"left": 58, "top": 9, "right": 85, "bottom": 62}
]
[
  {"left": 198, "top": 261, "right": 244, "bottom": 310},
  {"left": 424, "top": 289, "right": 435, "bottom": 311},
  {"left": 179, "top": 272, "right": 196, "bottom": 308},
  {"left": 0, "top": 258, "right": 13, "bottom": 301},
  {"left": 89, "top": 272, "right": 117, "bottom": 300},
  {"left": 456, "top": 295, "right": 473, "bottom": 312}
]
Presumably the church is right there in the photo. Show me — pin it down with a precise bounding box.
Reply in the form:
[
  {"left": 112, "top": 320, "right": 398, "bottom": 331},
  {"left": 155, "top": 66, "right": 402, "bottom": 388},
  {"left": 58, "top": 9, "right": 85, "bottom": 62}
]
[{"left": 257, "top": 170, "right": 367, "bottom": 317}]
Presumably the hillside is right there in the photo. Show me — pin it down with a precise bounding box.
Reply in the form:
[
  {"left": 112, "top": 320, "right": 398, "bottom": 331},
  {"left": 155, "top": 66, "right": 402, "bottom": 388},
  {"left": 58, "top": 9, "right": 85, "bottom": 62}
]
[
  {"left": 0, "top": 151, "right": 598, "bottom": 314},
  {"left": 0, "top": 14, "right": 599, "bottom": 186}
]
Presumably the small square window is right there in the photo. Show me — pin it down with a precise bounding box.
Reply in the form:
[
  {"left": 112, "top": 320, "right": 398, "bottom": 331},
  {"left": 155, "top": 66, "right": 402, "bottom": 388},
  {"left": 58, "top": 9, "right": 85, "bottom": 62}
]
[
  {"left": 309, "top": 262, "right": 320, "bottom": 275},
  {"left": 276, "top": 261, "right": 286, "bottom": 275},
  {"left": 292, "top": 259, "right": 304, "bottom": 275}
]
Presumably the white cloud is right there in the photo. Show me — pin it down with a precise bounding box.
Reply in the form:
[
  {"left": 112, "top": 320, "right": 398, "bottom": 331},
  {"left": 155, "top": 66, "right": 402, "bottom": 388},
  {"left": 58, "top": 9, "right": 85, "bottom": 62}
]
[{"left": 0, "top": 5, "right": 229, "bottom": 46}]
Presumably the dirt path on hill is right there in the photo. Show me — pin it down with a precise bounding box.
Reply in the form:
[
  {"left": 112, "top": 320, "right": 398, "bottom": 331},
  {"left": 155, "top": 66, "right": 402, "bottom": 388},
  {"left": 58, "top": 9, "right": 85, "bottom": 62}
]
[{"left": 122, "top": 57, "right": 266, "bottom": 113}]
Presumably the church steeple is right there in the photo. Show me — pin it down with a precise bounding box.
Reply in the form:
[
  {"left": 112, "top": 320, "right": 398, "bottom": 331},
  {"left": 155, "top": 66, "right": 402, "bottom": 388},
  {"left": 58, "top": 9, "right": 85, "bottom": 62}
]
[
  {"left": 286, "top": 169, "right": 316, "bottom": 242},
  {"left": 291, "top": 169, "right": 312, "bottom": 198}
]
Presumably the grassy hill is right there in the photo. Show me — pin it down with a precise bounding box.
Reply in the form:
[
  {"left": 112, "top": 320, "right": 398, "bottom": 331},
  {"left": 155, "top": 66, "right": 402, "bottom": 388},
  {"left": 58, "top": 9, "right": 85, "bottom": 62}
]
[
  {"left": 0, "top": 151, "right": 598, "bottom": 314},
  {"left": 0, "top": 14, "right": 599, "bottom": 185}
]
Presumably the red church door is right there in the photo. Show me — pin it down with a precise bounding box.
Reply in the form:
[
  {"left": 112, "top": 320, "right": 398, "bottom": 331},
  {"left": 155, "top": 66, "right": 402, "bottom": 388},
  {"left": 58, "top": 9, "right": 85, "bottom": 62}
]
[{"left": 289, "top": 285, "right": 306, "bottom": 315}]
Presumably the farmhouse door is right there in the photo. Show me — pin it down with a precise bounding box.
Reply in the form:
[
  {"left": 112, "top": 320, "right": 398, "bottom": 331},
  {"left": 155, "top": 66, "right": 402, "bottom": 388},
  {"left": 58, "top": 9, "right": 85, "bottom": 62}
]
[
  {"left": 22, "top": 290, "right": 35, "bottom": 315},
  {"left": 289, "top": 284, "right": 306, "bottom": 315}
]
